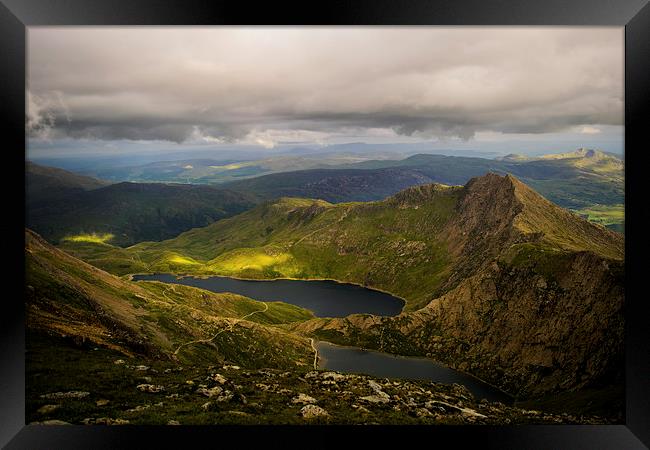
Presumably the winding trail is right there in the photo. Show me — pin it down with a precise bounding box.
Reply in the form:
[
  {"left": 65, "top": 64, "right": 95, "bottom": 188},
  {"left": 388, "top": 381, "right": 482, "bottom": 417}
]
[
  {"left": 173, "top": 301, "right": 269, "bottom": 356},
  {"left": 310, "top": 338, "right": 319, "bottom": 370}
]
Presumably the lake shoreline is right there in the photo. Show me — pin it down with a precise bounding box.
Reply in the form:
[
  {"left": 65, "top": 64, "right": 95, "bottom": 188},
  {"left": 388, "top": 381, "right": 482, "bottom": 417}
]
[
  {"left": 314, "top": 340, "right": 515, "bottom": 404},
  {"left": 131, "top": 272, "right": 405, "bottom": 318},
  {"left": 125, "top": 271, "right": 410, "bottom": 311}
]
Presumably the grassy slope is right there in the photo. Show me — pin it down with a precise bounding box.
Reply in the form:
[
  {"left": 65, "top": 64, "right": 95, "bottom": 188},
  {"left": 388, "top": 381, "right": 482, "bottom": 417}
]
[
  {"left": 26, "top": 229, "right": 314, "bottom": 369},
  {"left": 63, "top": 187, "right": 460, "bottom": 311}
]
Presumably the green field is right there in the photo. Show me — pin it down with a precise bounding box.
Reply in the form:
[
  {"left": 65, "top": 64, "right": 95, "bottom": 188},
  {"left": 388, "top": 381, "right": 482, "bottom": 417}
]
[{"left": 571, "top": 204, "right": 624, "bottom": 232}]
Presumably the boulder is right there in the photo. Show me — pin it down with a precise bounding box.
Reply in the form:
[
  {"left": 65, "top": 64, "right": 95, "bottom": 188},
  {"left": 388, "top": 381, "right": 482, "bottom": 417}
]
[
  {"left": 196, "top": 386, "right": 223, "bottom": 398},
  {"left": 136, "top": 384, "right": 165, "bottom": 393},
  {"left": 37, "top": 404, "right": 60, "bottom": 414},
  {"left": 300, "top": 405, "right": 329, "bottom": 419},
  {"left": 291, "top": 393, "right": 317, "bottom": 405}
]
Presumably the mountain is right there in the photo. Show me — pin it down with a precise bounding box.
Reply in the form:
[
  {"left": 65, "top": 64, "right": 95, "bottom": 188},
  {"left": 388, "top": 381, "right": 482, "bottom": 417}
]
[
  {"left": 60, "top": 174, "right": 624, "bottom": 411},
  {"left": 26, "top": 161, "right": 109, "bottom": 206},
  {"left": 27, "top": 175, "right": 259, "bottom": 246},
  {"left": 27, "top": 228, "right": 598, "bottom": 425}
]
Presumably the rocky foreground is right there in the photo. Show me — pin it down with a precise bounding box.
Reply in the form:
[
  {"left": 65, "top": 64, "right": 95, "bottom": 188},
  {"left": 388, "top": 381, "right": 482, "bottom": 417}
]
[{"left": 28, "top": 339, "right": 611, "bottom": 426}]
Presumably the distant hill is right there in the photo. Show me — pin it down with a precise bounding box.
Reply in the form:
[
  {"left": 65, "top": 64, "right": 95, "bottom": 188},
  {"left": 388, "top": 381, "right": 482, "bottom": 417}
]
[
  {"left": 26, "top": 161, "right": 109, "bottom": 206},
  {"left": 59, "top": 153, "right": 400, "bottom": 185},
  {"left": 26, "top": 173, "right": 259, "bottom": 246},
  {"left": 223, "top": 167, "right": 435, "bottom": 203},
  {"left": 61, "top": 174, "right": 624, "bottom": 405}
]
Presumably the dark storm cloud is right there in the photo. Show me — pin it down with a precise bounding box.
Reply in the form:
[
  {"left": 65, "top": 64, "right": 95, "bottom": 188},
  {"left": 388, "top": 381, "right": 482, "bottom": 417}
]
[{"left": 27, "top": 27, "right": 623, "bottom": 145}]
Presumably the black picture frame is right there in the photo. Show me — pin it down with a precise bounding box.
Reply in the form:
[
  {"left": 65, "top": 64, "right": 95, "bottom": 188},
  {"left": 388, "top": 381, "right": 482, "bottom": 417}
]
[{"left": 2, "top": 1, "right": 649, "bottom": 448}]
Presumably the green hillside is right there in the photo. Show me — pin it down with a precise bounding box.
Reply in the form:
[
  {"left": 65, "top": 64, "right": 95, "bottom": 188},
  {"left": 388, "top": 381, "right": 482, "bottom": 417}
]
[
  {"left": 27, "top": 228, "right": 314, "bottom": 368},
  {"left": 27, "top": 180, "right": 259, "bottom": 246}
]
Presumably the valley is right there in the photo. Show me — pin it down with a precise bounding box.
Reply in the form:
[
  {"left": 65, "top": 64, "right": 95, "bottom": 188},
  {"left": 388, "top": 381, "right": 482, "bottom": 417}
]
[{"left": 41, "top": 172, "right": 624, "bottom": 423}]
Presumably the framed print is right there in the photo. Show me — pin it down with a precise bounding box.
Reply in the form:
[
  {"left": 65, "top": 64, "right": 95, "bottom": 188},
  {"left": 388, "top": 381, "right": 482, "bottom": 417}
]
[{"left": 2, "top": 0, "right": 649, "bottom": 448}]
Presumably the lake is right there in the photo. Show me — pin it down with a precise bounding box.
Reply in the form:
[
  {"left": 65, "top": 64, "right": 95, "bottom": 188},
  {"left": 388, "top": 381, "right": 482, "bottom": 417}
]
[
  {"left": 131, "top": 273, "right": 405, "bottom": 318},
  {"left": 316, "top": 341, "right": 513, "bottom": 404}
]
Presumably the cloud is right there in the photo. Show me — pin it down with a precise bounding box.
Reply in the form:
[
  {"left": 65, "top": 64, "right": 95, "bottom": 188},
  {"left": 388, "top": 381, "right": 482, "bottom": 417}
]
[
  {"left": 578, "top": 125, "right": 602, "bottom": 134},
  {"left": 27, "top": 27, "right": 623, "bottom": 144}
]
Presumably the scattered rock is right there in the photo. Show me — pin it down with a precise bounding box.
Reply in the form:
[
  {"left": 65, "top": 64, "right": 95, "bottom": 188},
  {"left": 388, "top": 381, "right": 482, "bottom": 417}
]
[
  {"left": 29, "top": 420, "right": 71, "bottom": 425},
  {"left": 201, "top": 401, "right": 212, "bottom": 411},
  {"left": 223, "top": 365, "right": 240, "bottom": 370},
  {"left": 167, "top": 420, "right": 181, "bottom": 425},
  {"left": 37, "top": 404, "right": 60, "bottom": 414},
  {"left": 40, "top": 391, "right": 90, "bottom": 400},
  {"left": 196, "top": 386, "right": 223, "bottom": 398},
  {"left": 82, "top": 417, "right": 130, "bottom": 425},
  {"left": 360, "top": 395, "right": 390, "bottom": 404},
  {"left": 360, "top": 381, "right": 391, "bottom": 404},
  {"left": 136, "top": 384, "right": 165, "bottom": 393},
  {"left": 300, "top": 404, "right": 329, "bottom": 419},
  {"left": 216, "top": 391, "right": 234, "bottom": 403},
  {"left": 321, "top": 372, "right": 346, "bottom": 381},
  {"left": 113, "top": 359, "right": 125, "bottom": 365},
  {"left": 126, "top": 404, "right": 151, "bottom": 413},
  {"left": 95, "top": 399, "right": 110, "bottom": 407},
  {"left": 134, "top": 365, "right": 149, "bottom": 371},
  {"left": 211, "top": 374, "right": 227, "bottom": 384},
  {"left": 292, "top": 393, "right": 317, "bottom": 405},
  {"left": 185, "top": 380, "right": 195, "bottom": 385}
]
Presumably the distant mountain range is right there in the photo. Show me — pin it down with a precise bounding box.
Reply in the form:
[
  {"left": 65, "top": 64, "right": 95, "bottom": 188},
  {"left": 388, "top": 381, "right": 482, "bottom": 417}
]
[{"left": 26, "top": 148, "right": 624, "bottom": 247}]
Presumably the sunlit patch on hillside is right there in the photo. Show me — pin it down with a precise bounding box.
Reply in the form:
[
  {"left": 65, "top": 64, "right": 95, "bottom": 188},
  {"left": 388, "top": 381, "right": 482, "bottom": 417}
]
[
  {"left": 168, "top": 254, "right": 201, "bottom": 265},
  {"left": 208, "top": 163, "right": 248, "bottom": 171},
  {"left": 207, "top": 248, "right": 293, "bottom": 273},
  {"left": 62, "top": 233, "right": 114, "bottom": 244},
  {"left": 571, "top": 204, "right": 624, "bottom": 228}
]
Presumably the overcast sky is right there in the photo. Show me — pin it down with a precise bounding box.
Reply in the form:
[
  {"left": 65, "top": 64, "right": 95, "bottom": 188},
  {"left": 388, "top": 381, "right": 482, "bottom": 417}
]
[{"left": 27, "top": 27, "right": 624, "bottom": 156}]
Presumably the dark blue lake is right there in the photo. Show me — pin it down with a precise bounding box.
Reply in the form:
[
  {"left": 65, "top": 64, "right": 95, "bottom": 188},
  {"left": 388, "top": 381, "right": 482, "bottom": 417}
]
[
  {"left": 131, "top": 273, "right": 405, "bottom": 318},
  {"left": 316, "top": 341, "right": 513, "bottom": 404}
]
